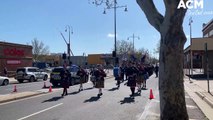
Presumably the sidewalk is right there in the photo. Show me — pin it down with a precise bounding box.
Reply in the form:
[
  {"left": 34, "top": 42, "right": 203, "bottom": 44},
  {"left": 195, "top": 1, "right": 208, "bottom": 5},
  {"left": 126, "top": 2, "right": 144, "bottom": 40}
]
[
  {"left": 184, "top": 76, "right": 213, "bottom": 119},
  {"left": 140, "top": 74, "right": 212, "bottom": 120}
]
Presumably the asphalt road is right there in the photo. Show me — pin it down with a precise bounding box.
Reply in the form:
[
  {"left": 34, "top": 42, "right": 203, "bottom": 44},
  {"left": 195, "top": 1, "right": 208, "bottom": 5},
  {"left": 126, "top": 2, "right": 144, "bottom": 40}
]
[
  {"left": 0, "top": 79, "right": 52, "bottom": 95},
  {"left": 0, "top": 75, "right": 158, "bottom": 120}
]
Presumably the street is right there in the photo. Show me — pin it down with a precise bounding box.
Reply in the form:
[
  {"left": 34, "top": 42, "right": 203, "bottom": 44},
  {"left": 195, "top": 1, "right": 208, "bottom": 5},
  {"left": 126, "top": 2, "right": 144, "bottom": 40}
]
[
  {"left": 0, "top": 79, "right": 51, "bottom": 95},
  {"left": 0, "top": 75, "right": 159, "bottom": 120}
]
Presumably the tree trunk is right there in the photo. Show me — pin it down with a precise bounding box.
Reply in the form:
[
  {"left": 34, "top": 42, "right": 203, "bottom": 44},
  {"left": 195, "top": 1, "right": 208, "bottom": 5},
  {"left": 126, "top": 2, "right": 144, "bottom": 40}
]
[
  {"left": 159, "top": 25, "right": 188, "bottom": 120},
  {"left": 136, "top": 0, "right": 189, "bottom": 119}
]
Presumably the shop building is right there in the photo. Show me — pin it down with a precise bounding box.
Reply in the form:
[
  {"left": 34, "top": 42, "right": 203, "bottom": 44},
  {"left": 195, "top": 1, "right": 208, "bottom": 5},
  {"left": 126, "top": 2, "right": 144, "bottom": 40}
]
[
  {"left": 184, "top": 19, "right": 213, "bottom": 75},
  {"left": 0, "top": 41, "right": 33, "bottom": 76}
]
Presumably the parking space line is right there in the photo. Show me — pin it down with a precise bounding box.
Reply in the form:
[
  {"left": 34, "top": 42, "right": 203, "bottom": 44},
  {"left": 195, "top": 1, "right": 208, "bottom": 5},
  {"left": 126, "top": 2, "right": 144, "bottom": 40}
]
[{"left": 17, "top": 103, "right": 63, "bottom": 120}]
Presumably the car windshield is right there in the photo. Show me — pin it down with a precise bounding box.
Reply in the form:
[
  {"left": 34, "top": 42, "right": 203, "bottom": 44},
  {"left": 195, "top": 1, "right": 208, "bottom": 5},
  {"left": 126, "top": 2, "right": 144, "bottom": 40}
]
[
  {"left": 16, "top": 68, "right": 25, "bottom": 73},
  {"left": 68, "top": 66, "right": 79, "bottom": 72},
  {"left": 52, "top": 68, "right": 63, "bottom": 72},
  {"left": 28, "top": 68, "right": 37, "bottom": 72}
]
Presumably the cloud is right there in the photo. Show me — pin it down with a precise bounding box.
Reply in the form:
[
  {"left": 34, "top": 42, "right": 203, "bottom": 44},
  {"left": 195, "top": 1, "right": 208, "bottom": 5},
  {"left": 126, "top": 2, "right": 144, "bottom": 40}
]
[
  {"left": 107, "top": 33, "right": 115, "bottom": 38},
  {"left": 107, "top": 33, "right": 118, "bottom": 38}
]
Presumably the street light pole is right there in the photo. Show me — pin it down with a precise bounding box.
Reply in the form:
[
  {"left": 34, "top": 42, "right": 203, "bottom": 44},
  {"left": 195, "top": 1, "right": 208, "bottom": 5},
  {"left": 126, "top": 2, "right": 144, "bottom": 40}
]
[
  {"left": 65, "top": 25, "right": 73, "bottom": 65},
  {"left": 101, "top": 0, "right": 127, "bottom": 65},
  {"left": 189, "top": 17, "right": 193, "bottom": 76},
  {"left": 127, "top": 33, "right": 140, "bottom": 52},
  {"left": 114, "top": 0, "right": 117, "bottom": 59}
]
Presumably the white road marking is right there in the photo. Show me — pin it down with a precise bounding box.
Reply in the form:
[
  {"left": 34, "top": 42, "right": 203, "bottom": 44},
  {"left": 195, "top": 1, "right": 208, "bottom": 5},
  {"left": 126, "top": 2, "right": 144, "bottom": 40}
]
[{"left": 17, "top": 103, "right": 63, "bottom": 120}]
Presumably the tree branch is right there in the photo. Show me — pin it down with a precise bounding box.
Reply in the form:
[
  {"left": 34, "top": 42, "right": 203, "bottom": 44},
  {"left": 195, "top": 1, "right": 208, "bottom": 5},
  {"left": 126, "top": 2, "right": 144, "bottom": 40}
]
[
  {"left": 163, "top": 0, "right": 187, "bottom": 26},
  {"left": 136, "top": 0, "right": 164, "bottom": 32}
]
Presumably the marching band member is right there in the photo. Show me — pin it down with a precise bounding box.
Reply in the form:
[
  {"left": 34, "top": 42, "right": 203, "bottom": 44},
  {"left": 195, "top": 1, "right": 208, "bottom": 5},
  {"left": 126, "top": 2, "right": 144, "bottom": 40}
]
[{"left": 94, "top": 64, "right": 106, "bottom": 97}]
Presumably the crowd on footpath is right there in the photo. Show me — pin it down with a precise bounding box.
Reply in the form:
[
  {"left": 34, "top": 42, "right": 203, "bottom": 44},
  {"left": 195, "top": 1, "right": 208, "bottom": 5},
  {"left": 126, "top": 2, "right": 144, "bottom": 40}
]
[{"left": 59, "top": 60, "right": 159, "bottom": 98}]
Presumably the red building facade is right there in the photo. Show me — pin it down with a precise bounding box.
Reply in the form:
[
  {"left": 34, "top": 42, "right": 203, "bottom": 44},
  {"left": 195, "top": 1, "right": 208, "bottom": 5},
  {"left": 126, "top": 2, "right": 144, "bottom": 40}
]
[{"left": 0, "top": 41, "right": 33, "bottom": 76}]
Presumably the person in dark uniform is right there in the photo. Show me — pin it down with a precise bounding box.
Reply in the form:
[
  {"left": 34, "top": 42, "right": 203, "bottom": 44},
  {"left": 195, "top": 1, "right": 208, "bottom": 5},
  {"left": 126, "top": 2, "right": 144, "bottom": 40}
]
[
  {"left": 77, "top": 66, "right": 86, "bottom": 91},
  {"left": 60, "top": 69, "right": 70, "bottom": 96},
  {"left": 94, "top": 64, "right": 106, "bottom": 97},
  {"left": 126, "top": 62, "right": 138, "bottom": 97},
  {"left": 155, "top": 64, "right": 159, "bottom": 78},
  {"left": 3, "top": 67, "right": 8, "bottom": 77}
]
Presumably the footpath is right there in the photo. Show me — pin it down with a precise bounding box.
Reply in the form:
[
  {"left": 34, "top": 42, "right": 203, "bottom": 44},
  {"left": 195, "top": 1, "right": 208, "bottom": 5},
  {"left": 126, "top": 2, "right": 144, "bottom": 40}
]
[{"left": 140, "top": 69, "right": 213, "bottom": 120}]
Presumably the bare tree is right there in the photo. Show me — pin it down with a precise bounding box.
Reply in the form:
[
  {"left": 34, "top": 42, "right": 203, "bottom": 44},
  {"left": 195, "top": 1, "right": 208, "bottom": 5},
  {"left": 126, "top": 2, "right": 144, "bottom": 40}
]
[
  {"left": 32, "top": 38, "right": 50, "bottom": 61},
  {"left": 116, "top": 40, "right": 133, "bottom": 55},
  {"left": 137, "top": 0, "right": 188, "bottom": 119},
  {"left": 154, "top": 40, "right": 160, "bottom": 54}
]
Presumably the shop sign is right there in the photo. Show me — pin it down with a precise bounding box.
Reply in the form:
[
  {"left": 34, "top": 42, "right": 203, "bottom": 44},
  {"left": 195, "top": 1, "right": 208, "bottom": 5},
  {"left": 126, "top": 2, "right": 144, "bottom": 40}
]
[
  {"left": 3, "top": 48, "right": 24, "bottom": 56},
  {"left": 7, "top": 60, "right": 21, "bottom": 65}
]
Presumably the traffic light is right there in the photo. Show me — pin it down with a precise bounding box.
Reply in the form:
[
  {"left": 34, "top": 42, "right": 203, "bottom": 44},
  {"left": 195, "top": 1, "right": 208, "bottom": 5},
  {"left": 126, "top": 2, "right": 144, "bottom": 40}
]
[
  {"left": 115, "top": 57, "right": 119, "bottom": 64},
  {"left": 112, "top": 51, "right": 116, "bottom": 57},
  {"left": 62, "top": 53, "right": 66, "bottom": 60}
]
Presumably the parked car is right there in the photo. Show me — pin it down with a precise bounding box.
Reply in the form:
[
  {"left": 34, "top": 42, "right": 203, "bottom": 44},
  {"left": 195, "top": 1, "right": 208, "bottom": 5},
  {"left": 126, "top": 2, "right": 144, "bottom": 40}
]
[
  {"left": 0, "top": 76, "right": 9, "bottom": 86},
  {"left": 15, "top": 67, "right": 48, "bottom": 83},
  {"left": 50, "top": 65, "right": 89, "bottom": 87},
  {"left": 67, "top": 65, "right": 89, "bottom": 84}
]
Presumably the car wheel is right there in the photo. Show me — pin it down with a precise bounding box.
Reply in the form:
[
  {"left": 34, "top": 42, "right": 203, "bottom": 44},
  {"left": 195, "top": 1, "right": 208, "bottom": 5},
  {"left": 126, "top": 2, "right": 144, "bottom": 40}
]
[
  {"left": 3, "top": 79, "right": 9, "bottom": 85},
  {"left": 18, "top": 79, "right": 24, "bottom": 83},
  {"left": 43, "top": 75, "right": 48, "bottom": 81},
  {"left": 29, "top": 76, "right": 35, "bottom": 82}
]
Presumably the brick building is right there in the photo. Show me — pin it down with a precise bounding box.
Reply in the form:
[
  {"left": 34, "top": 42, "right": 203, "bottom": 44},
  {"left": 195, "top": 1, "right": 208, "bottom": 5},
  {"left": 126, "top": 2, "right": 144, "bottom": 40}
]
[{"left": 0, "top": 41, "right": 33, "bottom": 76}]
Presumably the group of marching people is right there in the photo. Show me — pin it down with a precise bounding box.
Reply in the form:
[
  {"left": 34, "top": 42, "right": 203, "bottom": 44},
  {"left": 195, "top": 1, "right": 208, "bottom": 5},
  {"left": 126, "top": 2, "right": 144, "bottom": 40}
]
[
  {"left": 59, "top": 62, "right": 157, "bottom": 98},
  {"left": 114, "top": 61, "right": 154, "bottom": 97}
]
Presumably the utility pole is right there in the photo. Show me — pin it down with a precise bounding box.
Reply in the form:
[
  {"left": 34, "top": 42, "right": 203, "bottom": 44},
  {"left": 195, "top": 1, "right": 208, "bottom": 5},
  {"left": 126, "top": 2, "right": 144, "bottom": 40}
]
[
  {"left": 127, "top": 33, "right": 140, "bottom": 52},
  {"left": 189, "top": 17, "right": 193, "bottom": 76}
]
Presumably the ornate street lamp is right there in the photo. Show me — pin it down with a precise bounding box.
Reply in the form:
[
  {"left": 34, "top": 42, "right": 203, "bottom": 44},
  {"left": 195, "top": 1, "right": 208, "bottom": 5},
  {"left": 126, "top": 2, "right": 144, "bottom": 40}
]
[{"left": 92, "top": 0, "right": 127, "bottom": 65}]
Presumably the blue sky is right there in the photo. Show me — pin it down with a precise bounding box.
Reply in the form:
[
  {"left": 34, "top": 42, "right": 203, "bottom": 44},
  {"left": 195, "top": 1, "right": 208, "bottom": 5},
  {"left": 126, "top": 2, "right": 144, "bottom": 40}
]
[{"left": 0, "top": 0, "right": 212, "bottom": 56}]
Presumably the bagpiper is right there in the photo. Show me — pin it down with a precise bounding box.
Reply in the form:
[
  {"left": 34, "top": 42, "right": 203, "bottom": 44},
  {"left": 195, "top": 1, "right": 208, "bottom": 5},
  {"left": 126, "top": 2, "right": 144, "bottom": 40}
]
[{"left": 94, "top": 64, "right": 106, "bottom": 97}]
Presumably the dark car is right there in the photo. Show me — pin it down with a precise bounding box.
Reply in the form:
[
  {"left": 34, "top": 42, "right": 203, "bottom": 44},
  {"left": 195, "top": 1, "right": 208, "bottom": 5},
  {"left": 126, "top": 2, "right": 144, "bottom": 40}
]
[{"left": 50, "top": 66, "right": 88, "bottom": 87}]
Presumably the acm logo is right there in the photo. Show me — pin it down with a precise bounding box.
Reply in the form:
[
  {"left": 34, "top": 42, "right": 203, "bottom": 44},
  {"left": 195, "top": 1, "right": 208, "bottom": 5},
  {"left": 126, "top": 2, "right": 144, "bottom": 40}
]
[{"left": 177, "top": 0, "right": 204, "bottom": 9}]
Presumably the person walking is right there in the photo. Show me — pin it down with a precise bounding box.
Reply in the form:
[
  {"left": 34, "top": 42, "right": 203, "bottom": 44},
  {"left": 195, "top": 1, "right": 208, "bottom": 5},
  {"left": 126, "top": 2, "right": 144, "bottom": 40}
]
[
  {"left": 90, "top": 67, "right": 96, "bottom": 87},
  {"left": 136, "top": 63, "right": 144, "bottom": 93},
  {"left": 77, "top": 66, "right": 86, "bottom": 91},
  {"left": 113, "top": 65, "right": 121, "bottom": 89},
  {"left": 3, "top": 67, "right": 8, "bottom": 77},
  {"left": 126, "top": 62, "right": 138, "bottom": 97},
  {"left": 155, "top": 64, "right": 159, "bottom": 78},
  {"left": 94, "top": 64, "right": 106, "bottom": 97},
  {"left": 60, "top": 69, "right": 70, "bottom": 96}
]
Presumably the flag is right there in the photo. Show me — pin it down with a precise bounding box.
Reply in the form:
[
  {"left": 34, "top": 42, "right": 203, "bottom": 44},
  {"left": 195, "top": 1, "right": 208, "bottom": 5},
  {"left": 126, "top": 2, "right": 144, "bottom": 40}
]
[{"left": 141, "top": 54, "right": 146, "bottom": 63}]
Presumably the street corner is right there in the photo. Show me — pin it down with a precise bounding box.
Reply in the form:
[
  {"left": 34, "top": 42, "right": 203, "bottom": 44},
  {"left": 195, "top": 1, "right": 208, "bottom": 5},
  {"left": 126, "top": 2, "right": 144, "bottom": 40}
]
[
  {"left": 0, "top": 91, "right": 45, "bottom": 104},
  {"left": 195, "top": 91, "right": 213, "bottom": 108}
]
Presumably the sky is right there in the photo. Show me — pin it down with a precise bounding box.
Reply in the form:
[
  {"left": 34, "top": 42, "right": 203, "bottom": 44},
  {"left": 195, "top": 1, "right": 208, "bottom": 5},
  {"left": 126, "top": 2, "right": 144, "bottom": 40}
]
[{"left": 0, "top": 0, "right": 212, "bottom": 57}]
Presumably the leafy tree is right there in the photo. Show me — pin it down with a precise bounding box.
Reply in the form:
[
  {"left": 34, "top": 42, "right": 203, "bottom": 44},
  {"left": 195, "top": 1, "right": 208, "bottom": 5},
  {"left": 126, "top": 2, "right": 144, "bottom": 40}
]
[
  {"left": 137, "top": 0, "right": 188, "bottom": 119},
  {"left": 32, "top": 38, "right": 50, "bottom": 61}
]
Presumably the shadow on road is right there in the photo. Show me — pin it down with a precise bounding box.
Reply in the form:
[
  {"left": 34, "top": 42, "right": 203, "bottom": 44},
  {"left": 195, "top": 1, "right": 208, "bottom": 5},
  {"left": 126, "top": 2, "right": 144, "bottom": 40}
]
[
  {"left": 84, "top": 96, "right": 100, "bottom": 103},
  {"left": 68, "top": 91, "right": 80, "bottom": 95},
  {"left": 42, "top": 96, "right": 63, "bottom": 103},
  {"left": 120, "top": 97, "right": 135, "bottom": 105},
  {"left": 108, "top": 87, "right": 118, "bottom": 91},
  {"left": 141, "top": 88, "right": 148, "bottom": 90}
]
